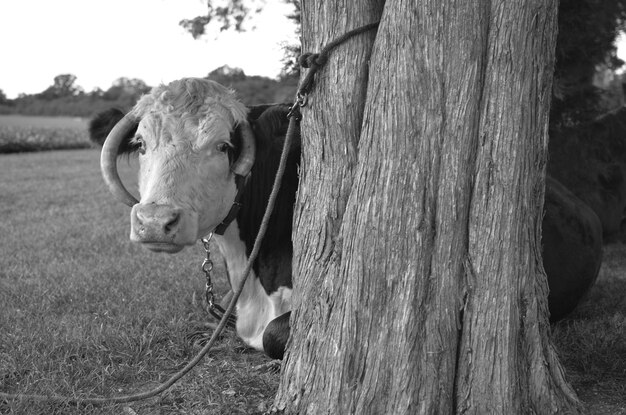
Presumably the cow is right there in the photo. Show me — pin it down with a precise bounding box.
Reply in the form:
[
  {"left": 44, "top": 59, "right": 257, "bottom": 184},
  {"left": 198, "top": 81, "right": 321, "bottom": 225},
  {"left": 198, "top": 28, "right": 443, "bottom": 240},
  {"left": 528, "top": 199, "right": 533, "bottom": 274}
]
[
  {"left": 91, "top": 78, "right": 298, "bottom": 359},
  {"left": 542, "top": 176, "right": 603, "bottom": 321},
  {"left": 90, "top": 77, "right": 602, "bottom": 360}
]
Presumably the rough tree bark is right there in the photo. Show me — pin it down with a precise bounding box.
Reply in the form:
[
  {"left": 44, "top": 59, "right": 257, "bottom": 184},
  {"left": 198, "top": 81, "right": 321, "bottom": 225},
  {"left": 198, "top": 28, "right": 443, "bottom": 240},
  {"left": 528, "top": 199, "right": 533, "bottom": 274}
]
[{"left": 274, "top": 1, "right": 583, "bottom": 414}]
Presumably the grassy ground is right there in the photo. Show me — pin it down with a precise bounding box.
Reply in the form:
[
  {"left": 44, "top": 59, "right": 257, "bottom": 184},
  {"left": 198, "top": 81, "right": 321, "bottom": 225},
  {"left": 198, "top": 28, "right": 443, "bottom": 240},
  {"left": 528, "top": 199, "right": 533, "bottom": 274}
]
[
  {"left": 0, "top": 150, "right": 278, "bottom": 414},
  {"left": 0, "top": 149, "right": 625, "bottom": 414},
  {"left": 0, "top": 115, "right": 92, "bottom": 153}
]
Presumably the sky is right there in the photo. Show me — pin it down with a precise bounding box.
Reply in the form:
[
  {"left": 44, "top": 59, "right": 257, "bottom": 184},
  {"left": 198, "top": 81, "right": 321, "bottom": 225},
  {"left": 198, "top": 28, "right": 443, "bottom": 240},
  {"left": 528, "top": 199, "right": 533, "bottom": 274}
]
[
  {"left": 0, "top": 0, "right": 298, "bottom": 99},
  {"left": 2, "top": 2, "right": 626, "bottom": 100}
]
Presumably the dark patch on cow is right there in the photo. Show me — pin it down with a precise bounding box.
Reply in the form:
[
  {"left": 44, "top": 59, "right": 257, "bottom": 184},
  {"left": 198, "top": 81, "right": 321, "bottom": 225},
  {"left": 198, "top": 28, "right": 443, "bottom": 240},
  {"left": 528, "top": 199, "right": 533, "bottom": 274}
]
[
  {"left": 238, "top": 104, "right": 300, "bottom": 294},
  {"left": 247, "top": 103, "right": 286, "bottom": 121},
  {"left": 228, "top": 104, "right": 287, "bottom": 164},
  {"left": 542, "top": 176, "right": 603, "bottom": 322},
  {"left": 262, "top": 311, "right": 291, "bottom": 360},
  {"left": 88, "top": 108, "right": 139, "bottom": 153}
]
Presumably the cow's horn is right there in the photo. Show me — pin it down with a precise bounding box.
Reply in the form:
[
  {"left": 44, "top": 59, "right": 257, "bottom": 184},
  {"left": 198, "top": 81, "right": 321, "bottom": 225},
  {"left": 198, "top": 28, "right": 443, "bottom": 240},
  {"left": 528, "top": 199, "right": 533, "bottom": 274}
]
[
  {"left": 100, "top": 114, "right": 140, "bottom": 207},
  {"left": 232, "top": 121, "right": 256, "bottom": 177}
]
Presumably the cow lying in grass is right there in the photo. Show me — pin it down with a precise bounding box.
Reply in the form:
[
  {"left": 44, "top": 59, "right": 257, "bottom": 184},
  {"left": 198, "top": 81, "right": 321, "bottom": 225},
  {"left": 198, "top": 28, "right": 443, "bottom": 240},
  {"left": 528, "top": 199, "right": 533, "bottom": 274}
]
[{"left": 90, "top": 78, "right": 602, "bottom": 359}]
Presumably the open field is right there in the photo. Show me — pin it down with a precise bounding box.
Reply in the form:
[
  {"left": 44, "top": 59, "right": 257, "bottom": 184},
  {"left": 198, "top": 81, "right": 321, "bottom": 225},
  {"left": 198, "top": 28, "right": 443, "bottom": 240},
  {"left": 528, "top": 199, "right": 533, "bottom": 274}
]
[
  {"left": 0, "top": 149, "right": 625, "bottom": 414},
  {"left": 0, "top": 115, "right": 92, "bottom": 153}
]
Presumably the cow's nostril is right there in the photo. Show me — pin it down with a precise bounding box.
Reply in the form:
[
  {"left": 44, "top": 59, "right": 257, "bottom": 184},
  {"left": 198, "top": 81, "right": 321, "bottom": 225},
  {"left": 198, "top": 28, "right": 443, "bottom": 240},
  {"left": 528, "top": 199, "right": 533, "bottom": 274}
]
[
  {"left": 135, "top": 210, "right": 147, "bottom": 225},
  {"left": 164, "top": 212, "right": 181, "bottom": 234}
]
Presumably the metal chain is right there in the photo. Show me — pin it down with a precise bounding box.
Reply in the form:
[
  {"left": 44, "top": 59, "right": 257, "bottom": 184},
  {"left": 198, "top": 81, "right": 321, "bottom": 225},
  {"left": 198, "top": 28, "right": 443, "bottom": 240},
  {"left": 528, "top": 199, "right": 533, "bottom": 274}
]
[
  {"left": 201, "top": 234, "right": 216, "bottom": 308},
  {"left": 287, "top": 91, "right": 308, "bottom": 120},
  {"left": 200, "top": 234, "right": 236, "bottom": 328}
]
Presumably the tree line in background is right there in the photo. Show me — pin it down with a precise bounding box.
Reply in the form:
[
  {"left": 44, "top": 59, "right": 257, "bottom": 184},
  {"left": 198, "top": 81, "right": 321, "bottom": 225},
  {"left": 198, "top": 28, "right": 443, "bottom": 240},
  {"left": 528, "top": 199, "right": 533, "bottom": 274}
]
[
  {"left": 182, "top": 0, "right": 626, "bottom": 129},
  {"left": 0, "top": 75, "right": 151, "bottom": 117},
  {"left": 0, "top": 67, "right": 298, "bottom": 118},
  {"left": 1, "top": 0, "right": 625, "bottom": 124}
]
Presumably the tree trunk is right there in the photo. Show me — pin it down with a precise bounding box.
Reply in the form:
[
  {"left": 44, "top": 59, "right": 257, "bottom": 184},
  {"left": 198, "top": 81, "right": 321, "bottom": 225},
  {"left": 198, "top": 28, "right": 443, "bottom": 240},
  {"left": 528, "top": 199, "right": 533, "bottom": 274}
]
[{"left": 274, "top": 1, "right": 583, "bottom": 414}]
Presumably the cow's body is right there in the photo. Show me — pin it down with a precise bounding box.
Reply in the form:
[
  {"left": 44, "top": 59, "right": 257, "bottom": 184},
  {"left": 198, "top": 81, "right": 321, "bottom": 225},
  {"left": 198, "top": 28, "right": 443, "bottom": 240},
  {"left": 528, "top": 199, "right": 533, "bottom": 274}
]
[
  {"left": 548, "top": 110, "right": 626, "bottom": 241},
  {"left": 214, "top": 221, "right": 292, "bottom": 351},
  {"left": 91, "top": 78, "right": 602, "bottom": 360},
  {"left": 211, "top": 102, "right": 298, "bottom": 353},
  {"left": 91, "top": 80, "right": 299, "bottom": 357},
  {"left": 542, "top": 176, "right": 603, "bottom": 322}
]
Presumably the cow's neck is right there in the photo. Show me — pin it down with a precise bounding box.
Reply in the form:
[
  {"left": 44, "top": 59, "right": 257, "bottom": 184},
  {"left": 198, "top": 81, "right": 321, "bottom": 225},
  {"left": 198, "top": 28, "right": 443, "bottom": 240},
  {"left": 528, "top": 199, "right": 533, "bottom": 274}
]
[{"left": 212, "top": 220, "right": 263, "bottom": 304}]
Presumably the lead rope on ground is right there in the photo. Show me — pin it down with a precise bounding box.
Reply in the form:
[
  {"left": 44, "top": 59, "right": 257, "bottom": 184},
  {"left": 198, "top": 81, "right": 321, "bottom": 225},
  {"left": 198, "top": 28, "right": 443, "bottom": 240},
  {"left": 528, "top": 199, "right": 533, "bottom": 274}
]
[{"left": 0, "top": 21, "right": 379, "bottom": 406}]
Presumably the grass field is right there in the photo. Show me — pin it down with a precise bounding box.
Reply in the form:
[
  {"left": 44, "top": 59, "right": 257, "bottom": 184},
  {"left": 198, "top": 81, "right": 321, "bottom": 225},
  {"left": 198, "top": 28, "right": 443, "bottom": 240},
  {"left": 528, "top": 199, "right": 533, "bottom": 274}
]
[
  {"left": 0, "top": 115, "right": 92, "bottom": 153},
  {"left": 0, "top": 149, "right": 625, "bottom": 414}
]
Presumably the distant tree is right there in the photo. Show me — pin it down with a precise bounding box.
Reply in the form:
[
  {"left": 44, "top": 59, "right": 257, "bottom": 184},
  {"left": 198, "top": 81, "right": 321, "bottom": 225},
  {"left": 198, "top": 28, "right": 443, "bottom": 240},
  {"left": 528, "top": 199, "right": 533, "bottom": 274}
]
[
  {"left": 103, "top": 77, "right": 150, "bottom": 101},
  {"left": 0, "top": 88, "right": 11, "bottom": 114},
  {"left": 89, "top": 87, "right": 105, "bottom": 98},
  {"left": 179, "top": 0, "right": 266, "bottom": 38},
  {"left": 116, "top": 77, "right": 150, "bottom": 94},
  {"left": 204, "top": 65, "right": 297, "bottom": 104},
  {"left": 3, "top": 76, "right": 150, "bottom": 117},
  {"left": 100, "top": 77, "right": 151, "bottom": 111},
  {"left": 206, "top": 65, "right": 247, "bottom": 84},
  {"left": 39, "top": 74, "right": 81, "bottom": 100},
  {"left": 53, "top": 74, "right": 79, "bottom": 94}
]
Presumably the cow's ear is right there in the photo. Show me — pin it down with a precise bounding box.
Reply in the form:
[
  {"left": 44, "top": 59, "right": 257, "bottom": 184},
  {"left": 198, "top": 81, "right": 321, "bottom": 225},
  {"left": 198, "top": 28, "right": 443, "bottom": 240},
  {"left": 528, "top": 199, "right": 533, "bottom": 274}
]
[
  {"left": 248, "top": 104, "right": 298, "bottom": 160},
  {"left": 598, "top": 164, "right": 624, "bottom": 190},
  {"left": 89, "top": 108, "right": 139, "bottom": 154}
]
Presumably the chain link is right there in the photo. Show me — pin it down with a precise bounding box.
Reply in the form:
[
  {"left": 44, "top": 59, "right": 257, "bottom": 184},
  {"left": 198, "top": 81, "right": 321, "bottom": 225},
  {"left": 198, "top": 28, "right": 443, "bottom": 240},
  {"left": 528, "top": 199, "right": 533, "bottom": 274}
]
[
  {"left": 200, "top": 233, "right": 236, "bottom": 328},
  {"left": 287, "top": 92, "right": 308, "bottom": 120},
  {"left": 201, "top": 234, "right": 216, "bottom": 309}
]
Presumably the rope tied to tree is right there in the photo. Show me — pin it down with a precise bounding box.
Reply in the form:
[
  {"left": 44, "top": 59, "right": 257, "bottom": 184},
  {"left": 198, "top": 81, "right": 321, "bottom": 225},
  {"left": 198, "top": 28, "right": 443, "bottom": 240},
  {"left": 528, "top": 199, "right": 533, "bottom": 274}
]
[
  {"left": 297, "top": 52, "right": 328, "bottom": 68},
  {"left": 295, "top": 21, "right": 379, "bottom": 99}
]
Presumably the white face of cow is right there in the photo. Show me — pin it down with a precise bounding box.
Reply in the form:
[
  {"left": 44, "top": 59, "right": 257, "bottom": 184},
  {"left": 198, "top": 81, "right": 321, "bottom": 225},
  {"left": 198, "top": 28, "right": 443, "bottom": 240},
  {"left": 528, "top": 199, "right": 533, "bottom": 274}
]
[
  {"left": 105, "top": 79, "right": 250, "bottom": 253},
  {"left": 130, "top": 113, "right": 238, "bottom": 252}
]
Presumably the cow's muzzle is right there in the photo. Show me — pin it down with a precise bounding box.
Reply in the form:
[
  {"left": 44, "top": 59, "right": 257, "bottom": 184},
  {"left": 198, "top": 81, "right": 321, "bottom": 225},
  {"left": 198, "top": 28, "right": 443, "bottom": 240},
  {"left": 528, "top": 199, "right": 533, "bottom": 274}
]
[{"left": 130, "top": 204, "right": 198, "bottom": 253}]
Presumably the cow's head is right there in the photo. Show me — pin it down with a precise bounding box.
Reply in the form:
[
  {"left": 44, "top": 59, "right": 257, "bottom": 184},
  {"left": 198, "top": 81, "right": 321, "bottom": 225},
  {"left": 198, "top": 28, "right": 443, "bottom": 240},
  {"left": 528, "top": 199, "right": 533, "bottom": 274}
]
[{"left": 99, "top": 78, "right": 255, "bottom": 253}]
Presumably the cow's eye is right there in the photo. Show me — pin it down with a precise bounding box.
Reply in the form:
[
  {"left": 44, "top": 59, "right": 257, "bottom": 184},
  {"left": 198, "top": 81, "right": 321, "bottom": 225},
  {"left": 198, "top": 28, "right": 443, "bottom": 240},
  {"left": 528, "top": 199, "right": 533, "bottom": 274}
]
[
  {"left": 217, "top": 142, "right": 232, "bottom": 153},
  {"left": 134, "top": 135, "right": 146, "bottom": 154}
]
